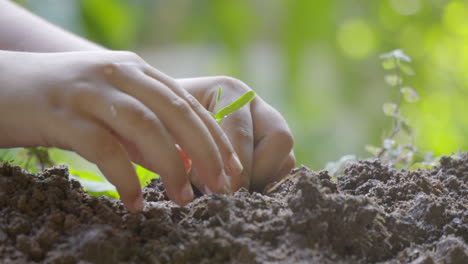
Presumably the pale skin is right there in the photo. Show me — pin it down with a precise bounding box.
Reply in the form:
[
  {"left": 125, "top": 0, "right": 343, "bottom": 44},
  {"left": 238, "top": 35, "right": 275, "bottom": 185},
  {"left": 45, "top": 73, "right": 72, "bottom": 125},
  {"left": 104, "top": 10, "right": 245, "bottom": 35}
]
[{"left": 0, "top": 0, "right": 295, "bottom": 212}]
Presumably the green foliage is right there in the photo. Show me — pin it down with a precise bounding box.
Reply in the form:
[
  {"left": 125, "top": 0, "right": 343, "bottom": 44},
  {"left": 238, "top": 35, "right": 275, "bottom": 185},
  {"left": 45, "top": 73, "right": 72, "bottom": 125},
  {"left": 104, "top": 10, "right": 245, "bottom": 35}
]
[
  {"left": 79, "top": 0, "right": 142, "bottom": 49},
  {"left": 0, "top": 147, "right": 53, "bottom": 173},
  {"left": 0, "top": 147, "right": 158, "bottom": 199},
  {"left": 18, "top": 0, "right": 468, "bottom": 170},
  {"left": 63, "top": 161, "right": 157, "bottom": 199},
  {"left": 325, "top": 154, "right": 357, "bottom": 180},
  {"left": 327, "top": 50, "right": 439, "bottom": 175},
  {"left": 211, "top": 87, "right": 256, "bottom": 124},
  {"left": 365, "top": 49, "right": 439, "bottom": 170},
  {"left": 68, "top": 168, "right": 119, "bottom": 199}
]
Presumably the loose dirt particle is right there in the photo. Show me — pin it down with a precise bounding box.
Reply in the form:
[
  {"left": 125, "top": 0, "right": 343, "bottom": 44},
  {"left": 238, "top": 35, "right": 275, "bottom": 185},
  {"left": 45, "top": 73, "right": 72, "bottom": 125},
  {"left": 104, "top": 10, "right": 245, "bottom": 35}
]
[{"left": 0, "top": 154, "right": 467, "bottom": 263}]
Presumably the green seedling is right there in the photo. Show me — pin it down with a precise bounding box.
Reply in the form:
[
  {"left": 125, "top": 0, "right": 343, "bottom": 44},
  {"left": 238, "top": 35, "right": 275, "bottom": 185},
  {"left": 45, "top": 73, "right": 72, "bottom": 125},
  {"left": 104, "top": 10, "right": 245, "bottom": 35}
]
[
  {"left": 366, "top": 49, "right": 438, "bottom": 169},
  {"left": 0, "top": 88, "right": 256, "bottom": 199},
  {"left": 179, "top": 87, "right": 256, "bottom": 172},
  {"left": 365, "top": 49, "right": 418, "bottom": 168},
  {"left": 326, "top": 49, "right": 438, "bottom": 177},
  {"left": 211, "top": 87, "right": 256, "bottom": 124}
]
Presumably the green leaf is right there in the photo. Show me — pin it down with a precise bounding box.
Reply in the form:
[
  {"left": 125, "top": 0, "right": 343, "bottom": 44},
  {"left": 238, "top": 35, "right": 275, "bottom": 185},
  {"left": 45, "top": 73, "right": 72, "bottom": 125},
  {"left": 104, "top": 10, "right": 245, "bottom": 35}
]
[
  {"left": 135, "top": 164, "right": 159, "bottom": 188},
  {"left": 401, "top": 87, "right": 419, "bottom": 103},
  {"left": 381, "top": 58, "right": 396, "bottom": 70},
  {"left": 69, "top": 173, "right": 117, "bottom": 194},
  {"left": 324, "top": 154, "right": 356, "bottom": 178},
  {"left": 383, "top": 138, "right": 396, "bottom": 149},
  {"left": 69, "top": 168, "right": 118, "bottom": 198},
  {"left": 382, "top": 103, "right": 397, "bottom": 116},
  {"left": 215, "top": 87, "right": 223, "bottom": 112},
  {"left": 215, "top": 91, "right": 256, "bottom": 124},
  {"left": 401, "top": 121, "right": 413, "bottom": 134},
  {"left": 384, "top": 74, "right": 400, "bottom": 86},
  {"left": 393, "top": 49, "right": 411, "bottom": 62},
  {"left": 87, "top": 190, "right": 120, "bottom": 199},
  {"left": 380, "top": 49, "right": 411, "bottom": 62},
  {"left": 412, "top": 151, "right": 426, "bottom": 163},
  {"left": 69, "top": 168, "right": 105, "bottom": 182},
  {"left": 399, "top": 63, "right": 415, "bottom": 76},
  {"left": 408, "top": 162, "right": 432, "bottom": 171}
]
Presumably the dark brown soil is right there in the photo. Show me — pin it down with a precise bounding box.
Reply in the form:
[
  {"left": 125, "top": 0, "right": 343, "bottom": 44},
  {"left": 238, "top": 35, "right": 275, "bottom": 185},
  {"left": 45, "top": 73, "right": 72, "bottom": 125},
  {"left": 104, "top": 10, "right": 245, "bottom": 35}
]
[{"left": 0, "top": 154, "right": 467, "bottom": 263}]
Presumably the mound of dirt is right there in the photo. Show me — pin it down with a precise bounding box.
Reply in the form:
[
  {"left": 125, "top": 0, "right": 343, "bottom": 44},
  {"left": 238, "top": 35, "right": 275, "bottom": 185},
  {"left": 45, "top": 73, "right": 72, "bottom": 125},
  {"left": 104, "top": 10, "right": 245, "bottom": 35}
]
[{"left": 0, "top": 154, "right": 467, "bottom": 263}]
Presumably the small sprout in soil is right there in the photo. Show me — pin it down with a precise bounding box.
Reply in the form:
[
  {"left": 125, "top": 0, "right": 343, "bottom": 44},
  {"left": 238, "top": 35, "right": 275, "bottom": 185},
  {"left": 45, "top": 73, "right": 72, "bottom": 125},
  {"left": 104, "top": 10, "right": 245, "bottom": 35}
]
[
  {"left": 0, "top": 88, "right": 256, "bottom": 200},
  {"left": 327, "top": 49, "right": 439, "bottom": 177},
  {"left": 210, "top": 87, "right": 256, "bottom": 124},
  {"left": 366, "top": 49, "right": 438, "bottom": 169},
  {"left": 179, "top": 87, "right": 256, "bottom": 173}
]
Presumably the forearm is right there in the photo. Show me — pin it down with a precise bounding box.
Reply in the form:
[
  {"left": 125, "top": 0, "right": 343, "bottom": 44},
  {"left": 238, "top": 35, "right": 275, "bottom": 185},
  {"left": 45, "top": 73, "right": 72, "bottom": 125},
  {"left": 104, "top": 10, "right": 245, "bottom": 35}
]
[{"left": 0, "top": 0, "right": 103, "bottom": 52}]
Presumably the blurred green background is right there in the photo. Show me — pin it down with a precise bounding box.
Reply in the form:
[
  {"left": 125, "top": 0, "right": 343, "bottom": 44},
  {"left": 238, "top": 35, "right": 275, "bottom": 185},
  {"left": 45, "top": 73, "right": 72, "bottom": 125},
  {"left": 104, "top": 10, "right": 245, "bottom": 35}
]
[{"left": 16, "top": 0, "right": 468, "bottom": 170}]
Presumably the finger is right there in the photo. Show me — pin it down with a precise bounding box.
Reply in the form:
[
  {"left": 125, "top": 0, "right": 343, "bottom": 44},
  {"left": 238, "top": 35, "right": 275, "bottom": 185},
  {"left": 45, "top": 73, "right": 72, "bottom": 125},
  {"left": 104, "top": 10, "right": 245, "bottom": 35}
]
[
  {"left": 74, "top": 88, "right": 194, "bottom": 206},
  {"left": 188, "top": 101, "right": 254, "bottom": 194},
  {"left": 143, "top": 72, "right": 244, "bottom": 179},
  {"left": 105, "top": 63, "right": 230, "bottom": 194},
  {"left": 46, "top": 114, "right": 143, "bottom": 212},
  {"left": 276, "top": 151, "right": 296, "bottom": 179},
  {"left": 250, "top": 98, "right": 294, "bottom": 189},
  {"left": 217, "top": 91, "right": 254, "bottom": 191},
  {"left": 253, "top": 151, "right": 296, "bottom": 192}
]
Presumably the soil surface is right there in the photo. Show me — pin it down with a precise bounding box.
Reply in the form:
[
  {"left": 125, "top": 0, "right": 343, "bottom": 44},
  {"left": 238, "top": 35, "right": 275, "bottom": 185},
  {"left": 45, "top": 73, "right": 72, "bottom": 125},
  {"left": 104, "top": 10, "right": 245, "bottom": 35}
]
[{"left": 0, "top": 154, "right": 467, "bottom": 263}]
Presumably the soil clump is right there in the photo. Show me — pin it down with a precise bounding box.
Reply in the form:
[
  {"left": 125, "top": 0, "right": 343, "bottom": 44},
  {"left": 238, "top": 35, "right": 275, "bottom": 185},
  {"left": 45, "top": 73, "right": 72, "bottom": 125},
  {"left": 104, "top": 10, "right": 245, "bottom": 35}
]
[{"left": 0, "top": 154, "right": 467, "bottom": 263}]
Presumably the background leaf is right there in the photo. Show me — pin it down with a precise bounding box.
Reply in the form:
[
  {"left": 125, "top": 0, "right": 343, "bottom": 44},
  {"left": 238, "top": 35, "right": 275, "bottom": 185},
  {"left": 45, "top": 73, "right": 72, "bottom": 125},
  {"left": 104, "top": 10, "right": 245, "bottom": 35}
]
[
  {"left": 401, "top": 87, "right": 419, "bottom": 103},
  {"left": 384, "top": 75, "right": 400, "bottom": 86},
  {"left": 383, "top": 103, "right": 397, "bottom": 116}
]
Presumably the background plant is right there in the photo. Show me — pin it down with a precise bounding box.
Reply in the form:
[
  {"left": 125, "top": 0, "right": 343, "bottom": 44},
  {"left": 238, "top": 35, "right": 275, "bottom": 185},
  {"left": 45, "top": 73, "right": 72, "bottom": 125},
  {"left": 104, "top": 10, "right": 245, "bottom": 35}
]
[
  {"left": 364, "top": 49, "right": 433, "bottom": 169},
  {"left": 326, "top": 49, "right": 439, "bottom": 179},
  {"left": 8, "top": 0, "right": 468, "bottom": 169}
]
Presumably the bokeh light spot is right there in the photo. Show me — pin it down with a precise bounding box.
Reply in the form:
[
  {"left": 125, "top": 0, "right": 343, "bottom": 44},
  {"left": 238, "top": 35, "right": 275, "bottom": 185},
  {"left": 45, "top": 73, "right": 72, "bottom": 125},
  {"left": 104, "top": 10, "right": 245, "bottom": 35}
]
[
  {"left": 337, "top": 18, "right": 375, "bottom": 59},
  {"left": 390, "top": 0, "right": 421, "bottom": 16},
  {"left": 399, "top": 25, "right": 424, "bottom": 58},
  {"left": 443, "top": 1, "right": 468, "bottom": 36}
]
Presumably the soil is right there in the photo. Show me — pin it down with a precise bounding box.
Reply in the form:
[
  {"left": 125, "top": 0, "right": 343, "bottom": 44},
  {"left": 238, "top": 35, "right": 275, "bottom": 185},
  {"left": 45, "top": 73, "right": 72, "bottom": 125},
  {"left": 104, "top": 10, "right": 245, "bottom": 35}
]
[{"left": 0, "top": 153, "right": 467, "bottom": 263}]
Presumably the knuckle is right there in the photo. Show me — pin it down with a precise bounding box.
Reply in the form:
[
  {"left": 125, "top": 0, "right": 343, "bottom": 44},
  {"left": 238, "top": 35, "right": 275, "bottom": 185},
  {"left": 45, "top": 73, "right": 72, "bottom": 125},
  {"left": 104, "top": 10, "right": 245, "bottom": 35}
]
[
  {"left": 124, "top": 105, "right": 159, "bottom": 131},
  {"left": 116, "top": 51, "right": 142, "bottom": 62},
  {"left": 232, "top": 126, "right": 253, "bottom": 142},
  {"left": 216, "top": 76, "right": 250, "bottom": 94},
  {"left": 169, "top": 97, "right": 191, "bottom": 114},
  {"left": 99, "top": 62, "right": 120, "bottom": 75},
  {"left": 184, "top": 92, "right": 201, "bottom": 108},
  {"left": 272, "top": 128, "right": 294, "bottom": 151}
]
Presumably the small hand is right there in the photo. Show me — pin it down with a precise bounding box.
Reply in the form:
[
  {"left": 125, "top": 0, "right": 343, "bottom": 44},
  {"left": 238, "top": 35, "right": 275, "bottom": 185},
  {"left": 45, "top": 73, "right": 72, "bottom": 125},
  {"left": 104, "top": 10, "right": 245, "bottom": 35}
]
[
  {"left": 178, "top": 76, "right": 295, "bottom": 192},
  {"left": 0, "top": 51, "right": 243, "bottom": 211}
]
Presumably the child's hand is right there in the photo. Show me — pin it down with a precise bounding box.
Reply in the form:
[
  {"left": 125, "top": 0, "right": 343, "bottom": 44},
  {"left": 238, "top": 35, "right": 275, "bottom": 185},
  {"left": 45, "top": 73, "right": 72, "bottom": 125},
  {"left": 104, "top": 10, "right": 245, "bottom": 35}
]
[
  {"left": 178, "top": 77, "right": 295, "bottom": 192},
  {"left": 0, "top": 51, "right": 243, "bottom": 211}
]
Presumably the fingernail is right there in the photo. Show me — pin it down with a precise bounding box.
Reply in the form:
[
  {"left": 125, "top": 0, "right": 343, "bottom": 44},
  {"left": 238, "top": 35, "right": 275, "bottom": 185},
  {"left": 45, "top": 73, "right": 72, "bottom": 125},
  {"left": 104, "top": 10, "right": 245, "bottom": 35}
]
[
  {"left": 132, "top": 195, "right": 144, "bottom": 212},
  {"left": 203, "top": 184, "right": 213, "bottom": 195},
  {"left": 223, "top": 176, "right": 232, "bottom": 194},
  {"left": 175, "top": 144, "right": 192, "bottom": 174},
  {"left": 180, "top": 183, "right": 194, "bottom": 205},
  {"left": 227, "top": 153, "right": 243, "bottom": 175},
  {"left": 217, "top": 171, "right": 231, "bottom": 194}
]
